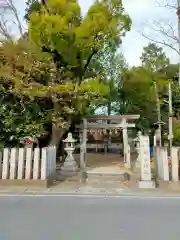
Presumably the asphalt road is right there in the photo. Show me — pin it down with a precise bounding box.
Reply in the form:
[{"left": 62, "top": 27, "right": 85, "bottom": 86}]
[{"left": 1, "top": 194, "right": 180, "bottom": 240}]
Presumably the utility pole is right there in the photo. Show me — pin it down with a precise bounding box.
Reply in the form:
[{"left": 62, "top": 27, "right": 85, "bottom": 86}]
[
  {"left": 177, "top": 0, "right": 180, "bottom": 86},
  {"left": 168, "top": 81, "right": 173, "bottom": 158},
  {"left": 154, "top": 81, "right": 162, "bottom": 146}
]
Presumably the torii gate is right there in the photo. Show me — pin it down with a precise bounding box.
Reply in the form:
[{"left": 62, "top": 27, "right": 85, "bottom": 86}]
[{"left": 75, "top": 115, "right": 140, "bottom": 171}]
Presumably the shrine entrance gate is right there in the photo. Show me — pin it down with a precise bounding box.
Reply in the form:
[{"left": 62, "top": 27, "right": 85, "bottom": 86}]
[{"left": 75, "top": 115, "right": 140, "bottom": 172}]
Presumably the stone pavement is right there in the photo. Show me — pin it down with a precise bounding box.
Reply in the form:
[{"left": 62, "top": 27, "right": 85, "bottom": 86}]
[{"left": 0, "top": 178, "right": 180, "bottom": 197}]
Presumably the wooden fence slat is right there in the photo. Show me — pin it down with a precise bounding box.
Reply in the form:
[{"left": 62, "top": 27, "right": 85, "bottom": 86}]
[
  {"left": 41, "top": 148, "right": 47, "bottom": 180},
  {"left": 2, "top": 148, "right": 9, "bottom": 180},
  {"left": 9, "top": 148, "right": 17, "bottom": 180},
  {"left": 33, "top": 148, "right": 40, "bottom": 180},
  {"left": 25, "top": 147, "right": 33, "bottom": 180},
  {"left": 0, "top": 152, "right": 2, "bottom": 179},
  {"left": 17, "top": 148, "right": 25, "bottom": 180}
]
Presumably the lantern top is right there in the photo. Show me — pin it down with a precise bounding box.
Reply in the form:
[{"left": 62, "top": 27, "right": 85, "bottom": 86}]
[{"left": 63, "top": 133, "right": 76, "bottom": 143}]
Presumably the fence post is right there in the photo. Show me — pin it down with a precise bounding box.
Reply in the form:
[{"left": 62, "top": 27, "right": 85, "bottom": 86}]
[
  {"left": 41, "top": 148, "right": 47, "bottom": 180},
  {"left": 25, "top": 147, "right": 33, "bottom": 180},
  {"left": 9, "top": 148, "right": 17, "bottom": 180},
  {"left": 33, "top": 148, "right": 40, "bottom": 180},
  {"left": 17, "top": 148, "right": 25, "bottom": 180},
  {"left": 2, "top": 148, "right": 9, "bottom": 180},
  {"left": 161, "top": 147, "right": 169, "bottom": 181},
  {"left": 171, "top": 147, "right": 179, "bottom": 182}
]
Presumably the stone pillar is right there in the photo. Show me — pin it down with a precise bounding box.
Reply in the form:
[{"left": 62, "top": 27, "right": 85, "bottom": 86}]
[
  {"left": 161, "top": 147, "right": 169, "bottom": 181},
  {"left": 135, "top": 131, "right": 142, "bottom": 168},
  {"left": 122, "top": 118, "right": 131, "bottom": 169},
  {"left": 61, "top": 133, "right": 78, "bottom": 177},
  {"left": 79, "top": 132, "right": 84, "bottom": 169},
  {"left": 155, "top": 147, "right": 161, "bottom": 178},
  {"left": 83, "top": 119, "right": 87, "bottom": 165},
  {"left": 171, "top": 147, "right": 179, "bottom": 182},
  {"left": 155, "top": 128, "right": 161, "bottom": 147},
  {"left": 138, "top": 135, "right": 155, "bottom": 188},
  {"left": 79, "top": 119, "right": 88, "bottom": 182},
  {"left": 127, "top": 144, "right": 131, "bottom": 168},
  {"left": 153, "top": 134, "right": 156, "bottom": 147},
  {"left": 155, "top": 147, "right": 169, "bottom": 180}
]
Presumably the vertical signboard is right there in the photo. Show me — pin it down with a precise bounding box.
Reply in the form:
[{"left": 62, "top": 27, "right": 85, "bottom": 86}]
[{"left": 139, "top": 135, "right": 151, "bottom": 181}]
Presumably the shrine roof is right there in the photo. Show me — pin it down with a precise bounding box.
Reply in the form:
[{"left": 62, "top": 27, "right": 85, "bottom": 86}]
[{"left": 85, "top": 115, "right": 140, "bottom": 121}]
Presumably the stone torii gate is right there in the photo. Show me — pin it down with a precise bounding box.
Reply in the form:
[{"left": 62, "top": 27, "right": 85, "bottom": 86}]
[{"left": 75, "top": 115, "right": 140, "bottom": 172}]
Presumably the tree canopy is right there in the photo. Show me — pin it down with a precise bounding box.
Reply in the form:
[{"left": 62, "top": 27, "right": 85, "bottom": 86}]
[
  {"left": 1, "top": 0, "right": 180, "bottom": 147},
  {"left": 0, "top": 0, "right": 132, "bottom": 147}
]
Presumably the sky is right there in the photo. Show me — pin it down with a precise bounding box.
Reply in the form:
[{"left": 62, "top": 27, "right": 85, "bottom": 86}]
[{"left": 15, "top": 0, "right": 178, "bottom": 67}]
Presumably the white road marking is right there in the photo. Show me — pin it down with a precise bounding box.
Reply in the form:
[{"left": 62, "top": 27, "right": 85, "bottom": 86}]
[{"left": 0, "top": 192, "right": 179, "bottom": 199}]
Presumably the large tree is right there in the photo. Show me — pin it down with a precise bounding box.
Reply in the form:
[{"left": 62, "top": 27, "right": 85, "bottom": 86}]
[
  {"left": 140, "top": 43, "right": 170, "bottom": 138},
  {"left": 115, "top": 44, "right": 171, "bottom": 134},
  {"left": 115, "top": 66, "right": 157, "bottom": 133},
  {"left": 140, "top": 43, "right": 170, "bottom": 72},
  {"left": 90, "top": 47, "right": 127, "bottom": 115},
  {"left": 27, "top": 0, "right": 131, "bottom": 145},
  {"left": 0, "top": 0, "right": 131, "bottom": 147},
  {"left": 0, "top": 40, "right": 108, "bottom": 146}
]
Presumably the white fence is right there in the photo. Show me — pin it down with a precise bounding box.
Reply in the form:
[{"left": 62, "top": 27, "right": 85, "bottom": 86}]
[
  {"left": 0, "top": 146, "right": 56, "bottom": 180},
  {"left": 154, "top": 147, "right": 180, "bottom": 181}
]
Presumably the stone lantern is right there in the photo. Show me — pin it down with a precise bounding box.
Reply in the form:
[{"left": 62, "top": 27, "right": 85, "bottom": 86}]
[{"left": 61, "top": 132, "right": 78, "bottom": 176}]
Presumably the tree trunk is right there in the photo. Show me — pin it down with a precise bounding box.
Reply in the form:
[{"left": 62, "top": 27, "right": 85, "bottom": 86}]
[
  {"left": 50, "top": 102, "right": 71, "bottom": 160},
  {"left": 49, "top": 125, "right": 66, "bottom": 146},
  {"left": 107, "top": 100, "right": 111, "bottom": 116},
  {"left": 50, "top": 102, "right": 71, "bottom": 147}
]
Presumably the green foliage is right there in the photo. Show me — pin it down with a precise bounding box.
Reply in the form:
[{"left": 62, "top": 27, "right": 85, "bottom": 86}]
[
  {"left": 25, "top": 0, "right": 42, "bottom": 21},
  {"left": 115, "top": 66, "right": 157, "bottom": 132},
  {"left": 27, "top": 0, "right": 131, "bottom": 83},
  {"left": 91, "top": 48, "right": 127, "bottom": 114},
  {"left": 140, "top": 43, "right": 170, "bottom": 72},
  {"left": 0, "top": 39, "right": 108, "bottom": 127},
  {"left": 173, "top": 119, "right": 180, "bottom": 145},
  {"left": 1, "top": 0, "right": 125, "bottom": 146},
  {"left": 21, "top": 0, "right": 131, "bottom": 145},
  {"left": 0, "top": 95, "right": 48, "bottom": 147}
]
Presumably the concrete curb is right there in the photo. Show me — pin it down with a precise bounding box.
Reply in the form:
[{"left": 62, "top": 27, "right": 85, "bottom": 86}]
[{"left": 0, "top": 186, "right": 180, "bottom": 197}]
